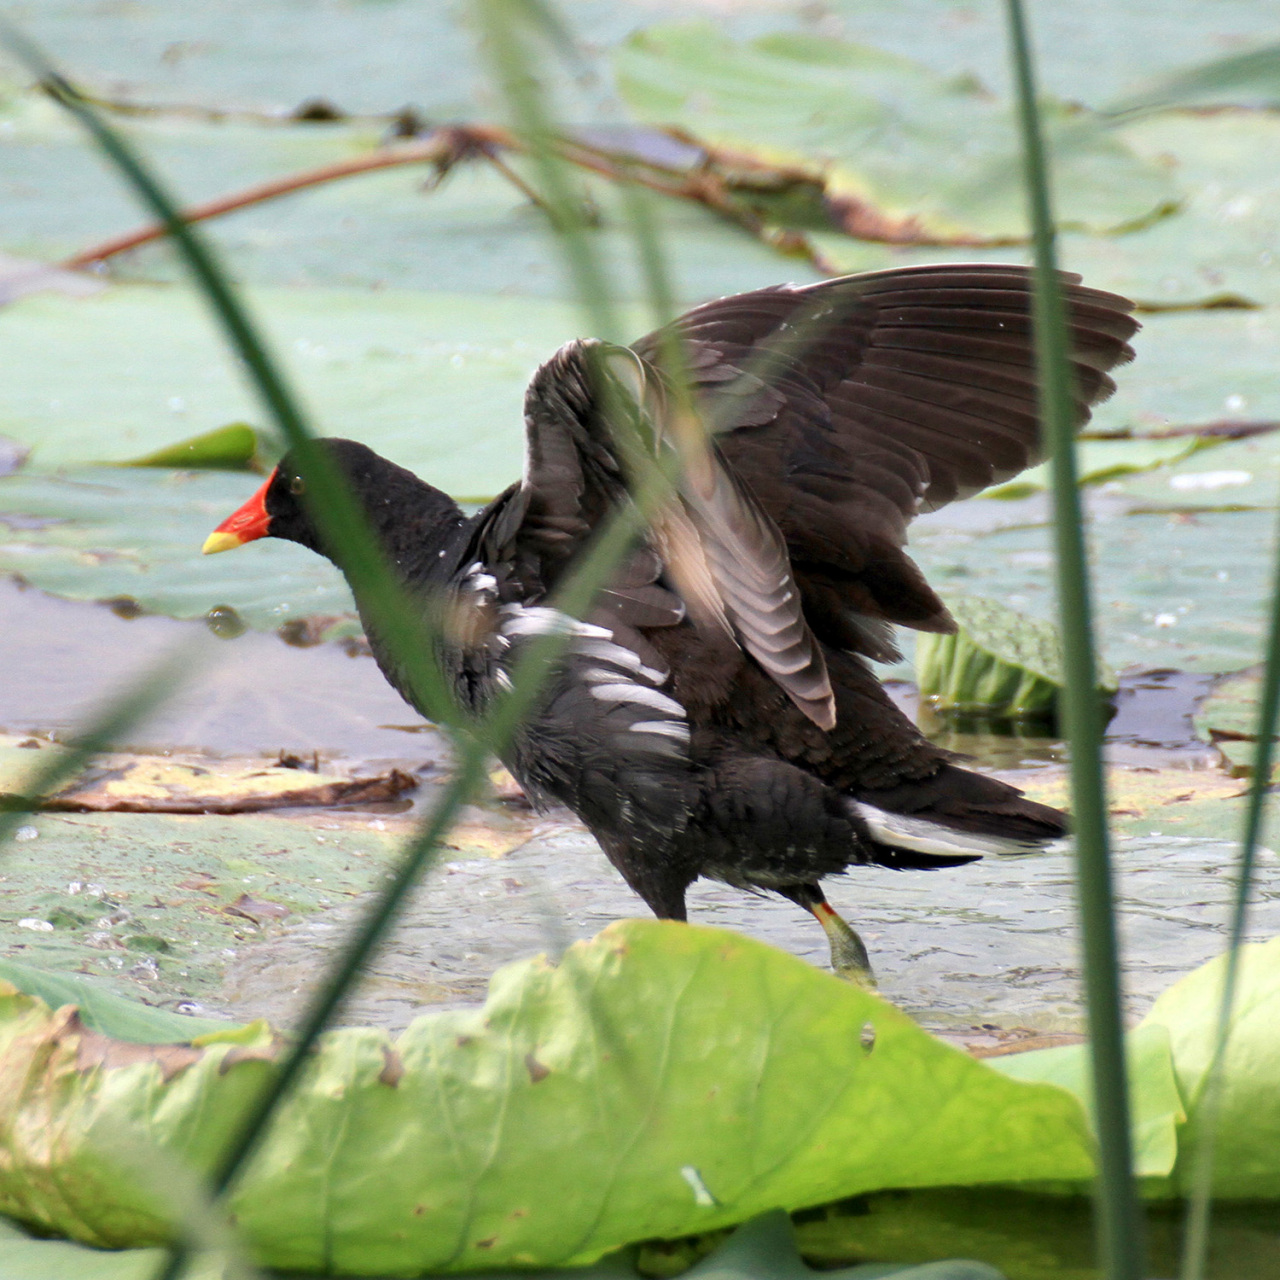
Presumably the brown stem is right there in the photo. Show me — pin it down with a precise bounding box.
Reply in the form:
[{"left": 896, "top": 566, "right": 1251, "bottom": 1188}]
[
  {"left": 60, "top": 124, "right": 516, "bottom": 269},
  {"left": 553, "top": 137, "right": 843, "bottom": 273}
]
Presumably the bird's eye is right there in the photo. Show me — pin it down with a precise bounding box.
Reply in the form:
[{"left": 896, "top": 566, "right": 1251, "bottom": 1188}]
[{"left": 289, "top": 475, "right": 306, "bottom": 496}]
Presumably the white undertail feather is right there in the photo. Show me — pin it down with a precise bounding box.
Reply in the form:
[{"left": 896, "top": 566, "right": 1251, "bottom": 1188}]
[{"left": 846, "top": 800, "right": 1060, "bottom": 858}]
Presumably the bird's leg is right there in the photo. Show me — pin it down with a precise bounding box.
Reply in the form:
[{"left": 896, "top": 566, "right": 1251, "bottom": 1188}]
[{"left": 779, "top": 884, "right": 875, "bottom": 987}]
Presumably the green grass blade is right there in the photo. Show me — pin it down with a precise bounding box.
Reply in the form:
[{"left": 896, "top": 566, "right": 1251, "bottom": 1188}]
[
  {"left": 1179, "top": 510, "right": 1280, "bottom": 1279},
  {"left": 1003, "top": 3, "right": 1145, "bottom": 1277}
]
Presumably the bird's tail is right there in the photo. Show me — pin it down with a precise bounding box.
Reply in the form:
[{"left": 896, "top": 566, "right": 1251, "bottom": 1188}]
[{"left": 846, "top": 761, "right": 1067, "bottom": 870}]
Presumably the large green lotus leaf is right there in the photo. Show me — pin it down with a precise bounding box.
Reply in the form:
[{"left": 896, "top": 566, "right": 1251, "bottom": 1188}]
[
  {"left": 0, "top": 921, "right": 1094, "bottom": 1270},
  {"left": 0, "top": 95, "right": 823, "bottom": 303},
  {"left": 613, "top": 24, "right": 1175, "bottom": 242},
  {"left": 0, "top": 93, "right": 385, "bottom": 261},
  {"left": 1141, "top": 935, "right": 1280, "bottom": 1197},
  {"left": 0, "top": 804, "right": 404, "bottom": 1015},
  {"left": 1056, "top": 114, "right": 1280, "bottom": 309},
  {"left": 815, "top": 113, "right": 1280, "bottom": 311},
  {"left": 987, "top": 1022, "right": 1184, "bottom": 1179}
]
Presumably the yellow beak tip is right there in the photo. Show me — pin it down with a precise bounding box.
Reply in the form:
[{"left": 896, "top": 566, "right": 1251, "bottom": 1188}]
[{"left": 202, "top": 531, "right": 245, "bottom": 556}]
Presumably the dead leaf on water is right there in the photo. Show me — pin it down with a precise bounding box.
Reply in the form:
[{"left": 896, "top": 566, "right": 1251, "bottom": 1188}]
[{"left": 0, "top": 736, "right": 415, "bottom": 815}]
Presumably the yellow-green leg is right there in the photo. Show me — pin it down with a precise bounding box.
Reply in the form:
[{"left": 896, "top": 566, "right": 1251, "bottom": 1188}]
[{"left": 781, "top": 884, "right": 876, "bottom": 987}]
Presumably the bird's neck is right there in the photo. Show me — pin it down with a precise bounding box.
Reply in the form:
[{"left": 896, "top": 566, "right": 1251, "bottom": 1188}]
[{"left": 319, "top": 465, "right": 469, "bottom": 588}]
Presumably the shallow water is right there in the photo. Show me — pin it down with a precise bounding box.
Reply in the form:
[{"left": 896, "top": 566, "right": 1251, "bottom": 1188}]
[
  {"left": 3, "top": 580, "right": 1263, "bottom": 1041},
  {"left": 0, "top": 578, "right": 435, "bottom": 760},
  {"left": 216, "top": 813, "right": 1279, "bottom": 1039}
]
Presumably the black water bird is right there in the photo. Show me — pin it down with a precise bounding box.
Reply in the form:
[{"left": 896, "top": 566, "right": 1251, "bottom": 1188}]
[{"left": 205, "top": 264, "right": 1138, "bottom": 979}]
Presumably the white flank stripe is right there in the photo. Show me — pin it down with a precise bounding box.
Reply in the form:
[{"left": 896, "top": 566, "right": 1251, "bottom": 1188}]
[
  {"left": 628, "top": 720, "right": 691, "bottom": 742},
  {"left": 847, "top": 801, "right": 1055, "bottom": 858},
  {"left": 500, "top": 606, "right": 612, "bottom": 640},
  {"left": 589, "top": 682, "right": 685, "bottom": 717},
  {"left": 574, "top": 637, "right": 666, "bottom": 685}
]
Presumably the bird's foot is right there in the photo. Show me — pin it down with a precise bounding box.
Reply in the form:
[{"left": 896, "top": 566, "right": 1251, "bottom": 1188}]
[{"left": 812, "top": 899, "right": 876, "bottom": 989}]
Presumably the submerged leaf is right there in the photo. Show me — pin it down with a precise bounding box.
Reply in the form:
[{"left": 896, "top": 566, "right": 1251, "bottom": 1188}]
[
  {"left": 981, "top": 435, "right": 1221, "bottom": 499},
  {"left": 1192, "top": 667, "right": 1280, "bottom": 777}
]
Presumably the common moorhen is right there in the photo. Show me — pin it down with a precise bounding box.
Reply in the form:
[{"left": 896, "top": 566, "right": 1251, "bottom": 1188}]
[{"left": 205, "top": 264, "right": 1138, "bottom": 979}]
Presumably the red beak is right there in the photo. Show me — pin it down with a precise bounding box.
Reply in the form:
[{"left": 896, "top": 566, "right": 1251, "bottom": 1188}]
[{"left": 202, "top": 468, "right": 276, "bottom": 554}]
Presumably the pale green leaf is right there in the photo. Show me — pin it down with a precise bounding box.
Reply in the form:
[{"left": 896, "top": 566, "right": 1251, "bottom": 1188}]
[{"left": 0, "top": 922, "right": 1093, "bottom": 1270}]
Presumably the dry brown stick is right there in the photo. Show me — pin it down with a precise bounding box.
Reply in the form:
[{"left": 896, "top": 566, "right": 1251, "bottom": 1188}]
[
  {"left": 60, "top": 116, "right": 844, "bottom": 276},
  {"left": 60, "top": 124, "right": 515, "bottom": 268},
  {"left": 552, "top": 137, "right": 843, "bottom": 272}
]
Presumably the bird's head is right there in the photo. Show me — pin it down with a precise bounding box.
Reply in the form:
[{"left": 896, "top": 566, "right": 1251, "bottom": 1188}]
[{"left": 202, "top": 438, "right": 391, "bottom": 557}]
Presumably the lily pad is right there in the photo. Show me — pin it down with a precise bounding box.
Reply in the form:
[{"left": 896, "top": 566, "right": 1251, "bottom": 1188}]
[
  {"left": 988, "top": 1021, "right": 1184, "bottom": 1180},
  {"left": 614, "top": 24, "right": 1176, "bottom": 244},
  {"left": 0, "top": 922, "right": 1094, "bottom": 1269},
  {"left": 0, "top": 467, "right": 356, "bottom": 631},
  {"left": 1192, "top": 667, "right": 1280, "bottom": 776},
  {"left": 0, "top": 284, "right": 589, "bottom": 489},
  {"left": 909, "top": 503, "right": 1280, "bottom": 675},
  {"left": 0, "top": 801, "right": 403, "bottom": 1012}
]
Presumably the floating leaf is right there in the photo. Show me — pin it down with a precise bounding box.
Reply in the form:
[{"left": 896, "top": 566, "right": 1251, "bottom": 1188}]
[
  {"left": 988, "top": 1021, "right": 1184, "bottom": 1179},
  {"left": 0, "top": 285, "right": 583, "bottom": 490},
  {"left": 909, "top": 504, "right": 1279, "bottom": 676},
  {"left": 614, "top": 24, "right": 1176, "bottom": 244},
  {"left": 1191, "top": 667, "right": 1280, "bottom": 777},
  {"left": 0, "top": 467, "right": 356, "bottom": 630},
  {"left": 0, "top": 959, "right": 228, "bottom": 1044}
]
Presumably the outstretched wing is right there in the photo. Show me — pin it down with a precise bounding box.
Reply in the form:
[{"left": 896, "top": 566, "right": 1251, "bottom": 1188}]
[
  {"left": 631, "top": 263, "right": 1138, "bottom": 658},
  {"left": 467, "top": 339, "right": 836, "bottom": 728},
  {"left": 473, "top": 263, "right": 1137, "bottom": 728}
]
